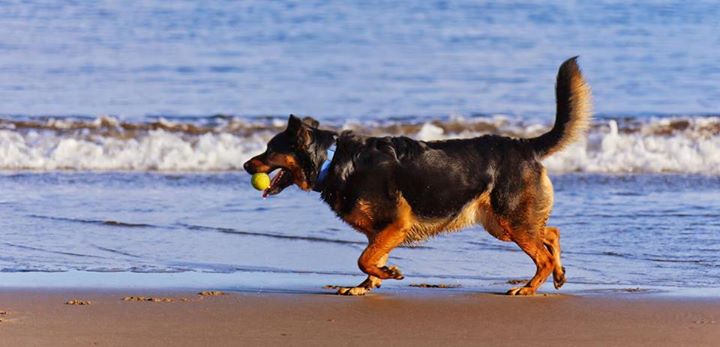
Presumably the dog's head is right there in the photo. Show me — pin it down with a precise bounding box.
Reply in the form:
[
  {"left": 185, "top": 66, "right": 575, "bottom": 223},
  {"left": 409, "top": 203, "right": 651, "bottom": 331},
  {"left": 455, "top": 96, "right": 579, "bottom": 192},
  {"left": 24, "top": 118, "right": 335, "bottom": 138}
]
[{"left": 243, "top": 115, "right": 332, "bottom": 196}]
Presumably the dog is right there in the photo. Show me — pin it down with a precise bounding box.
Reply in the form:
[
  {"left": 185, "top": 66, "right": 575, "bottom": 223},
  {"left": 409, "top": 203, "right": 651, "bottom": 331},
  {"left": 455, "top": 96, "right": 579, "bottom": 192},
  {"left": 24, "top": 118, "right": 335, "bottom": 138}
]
[{"left": 244, "top": 57, "right": 591, "bottom": 296}]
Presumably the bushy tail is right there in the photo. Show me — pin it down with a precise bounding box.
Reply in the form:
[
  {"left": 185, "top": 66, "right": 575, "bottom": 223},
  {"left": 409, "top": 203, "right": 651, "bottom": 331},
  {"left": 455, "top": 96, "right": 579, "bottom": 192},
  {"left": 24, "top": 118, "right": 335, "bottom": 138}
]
[{"left": 529, "top": 57, "right": 592, "bottom": 158}]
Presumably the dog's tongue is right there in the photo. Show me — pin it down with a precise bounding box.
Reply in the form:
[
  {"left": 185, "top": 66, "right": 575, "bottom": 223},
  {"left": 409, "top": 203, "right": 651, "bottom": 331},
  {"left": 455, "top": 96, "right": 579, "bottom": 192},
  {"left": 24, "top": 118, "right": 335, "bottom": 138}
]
[{"left": 262, "top": 170, "right": 285, "bottom": 198}]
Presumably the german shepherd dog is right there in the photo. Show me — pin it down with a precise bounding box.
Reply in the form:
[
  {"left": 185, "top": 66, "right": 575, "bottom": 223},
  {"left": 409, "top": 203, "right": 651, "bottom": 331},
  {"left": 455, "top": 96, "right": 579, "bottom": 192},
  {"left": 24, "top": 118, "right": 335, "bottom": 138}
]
[{"left": 244, "top": 57, "right": 591, "bottom": 296}]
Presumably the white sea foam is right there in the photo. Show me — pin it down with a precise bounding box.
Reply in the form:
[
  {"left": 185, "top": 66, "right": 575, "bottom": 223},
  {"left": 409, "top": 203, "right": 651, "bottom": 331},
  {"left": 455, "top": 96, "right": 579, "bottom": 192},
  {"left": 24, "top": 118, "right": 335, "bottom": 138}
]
[
  {"left": 419, "top": 116, "right": 720, "bottom": 174},
  {"left": 0, "top": 126, "right": 268, "bottom": 171},
  {"left": 543, "top": 120, "right": 720, "bottom": 174},
  {"left": 0, "top": 115, "right": 717, "bottom": 174}
]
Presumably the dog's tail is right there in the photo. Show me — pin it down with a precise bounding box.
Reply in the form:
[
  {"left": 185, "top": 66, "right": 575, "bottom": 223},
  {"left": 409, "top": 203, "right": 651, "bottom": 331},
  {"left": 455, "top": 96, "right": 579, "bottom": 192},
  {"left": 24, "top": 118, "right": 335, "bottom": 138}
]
[{"left": 528, "top": 57, "right": 592, "bottom": 159}]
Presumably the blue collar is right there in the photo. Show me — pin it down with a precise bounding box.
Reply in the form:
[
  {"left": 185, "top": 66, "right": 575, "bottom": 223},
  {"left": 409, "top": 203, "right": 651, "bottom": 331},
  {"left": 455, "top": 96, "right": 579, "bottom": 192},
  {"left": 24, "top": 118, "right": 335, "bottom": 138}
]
[{"left": 316, "top": 143, "right": 336, "bottom": 185}]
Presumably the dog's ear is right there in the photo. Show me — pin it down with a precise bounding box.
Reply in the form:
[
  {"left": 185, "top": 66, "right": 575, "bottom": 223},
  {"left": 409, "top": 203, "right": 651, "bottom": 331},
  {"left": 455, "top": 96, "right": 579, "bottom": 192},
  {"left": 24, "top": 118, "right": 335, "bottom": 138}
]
[
  {"left": 302, "top": 117, "right": 319, "bottom": 128},
  {"left": 287, "top": 114, "right": 313, "bottom": 147},
  {"left": 287, "top": 114, "right": 303, "bottom": 131}
]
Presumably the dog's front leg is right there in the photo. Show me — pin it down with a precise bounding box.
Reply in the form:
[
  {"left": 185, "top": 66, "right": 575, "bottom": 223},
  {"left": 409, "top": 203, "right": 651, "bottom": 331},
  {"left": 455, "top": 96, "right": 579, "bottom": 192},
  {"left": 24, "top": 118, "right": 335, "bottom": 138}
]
[
  {"left": 357, "top": 228, "right": 406, "bottom": 280},
  {"left": 335, "top": 197, "right": 411, "bottom": 296},
  {"left": 337, "top": 223, "right": 408, "bottom": 296},
  {"left": 336, "top": 255, "right": 386, "bottom": 296}
]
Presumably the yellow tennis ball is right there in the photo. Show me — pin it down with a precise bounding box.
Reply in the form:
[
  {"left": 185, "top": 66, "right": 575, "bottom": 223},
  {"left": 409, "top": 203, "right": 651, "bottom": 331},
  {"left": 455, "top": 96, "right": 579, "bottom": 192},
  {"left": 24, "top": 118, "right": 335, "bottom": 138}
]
[{"left": 251, "top": 173, "right": 271, "bottom": 191}]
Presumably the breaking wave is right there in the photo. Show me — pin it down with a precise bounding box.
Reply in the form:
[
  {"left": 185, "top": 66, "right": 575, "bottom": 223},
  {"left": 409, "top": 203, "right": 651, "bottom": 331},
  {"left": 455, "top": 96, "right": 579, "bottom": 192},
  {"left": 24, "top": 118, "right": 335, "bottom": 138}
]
[{"left": 0, "top": 114, "right": 718, "bottom": 174}]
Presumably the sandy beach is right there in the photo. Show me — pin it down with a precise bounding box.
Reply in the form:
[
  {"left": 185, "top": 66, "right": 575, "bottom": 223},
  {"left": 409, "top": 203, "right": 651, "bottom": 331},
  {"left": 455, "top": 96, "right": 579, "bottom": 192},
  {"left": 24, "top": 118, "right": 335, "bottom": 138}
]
[{"left": 0, "top": 289, "right": 717, "bottom": 346}]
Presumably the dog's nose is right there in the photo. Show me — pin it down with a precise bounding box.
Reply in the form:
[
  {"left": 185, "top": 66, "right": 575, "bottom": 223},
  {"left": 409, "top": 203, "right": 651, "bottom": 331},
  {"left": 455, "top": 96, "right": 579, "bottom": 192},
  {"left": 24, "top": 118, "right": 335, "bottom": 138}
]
[{"left": 243, "top": 160, "right": 254, "bottom": 174}]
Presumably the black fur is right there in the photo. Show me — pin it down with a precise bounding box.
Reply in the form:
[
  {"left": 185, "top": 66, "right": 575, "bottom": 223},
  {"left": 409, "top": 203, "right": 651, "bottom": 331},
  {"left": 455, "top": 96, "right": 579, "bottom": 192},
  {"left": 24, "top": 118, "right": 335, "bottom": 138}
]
[
  {"left": 246, "top": 114, "right": 543, "bottom": 232},
  {"left": 243, "top": 57, "right": 590, "bottom": 295},
  {"left": 319, "top": 132, "right": 539, "bottom": 229}
]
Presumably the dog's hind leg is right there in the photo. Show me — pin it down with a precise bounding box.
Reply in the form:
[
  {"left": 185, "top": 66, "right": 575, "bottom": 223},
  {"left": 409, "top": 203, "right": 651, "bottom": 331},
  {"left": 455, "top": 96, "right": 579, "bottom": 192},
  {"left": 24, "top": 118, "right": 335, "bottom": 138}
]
[
  {"left": 543, "top": 226, "right": 566, "bottom": 289},
  {"left": 499, "top": 166, "right": 560, "bottom": 295},
  {"left": 507, "top": 230, "right": 555, "bottom": 296}
]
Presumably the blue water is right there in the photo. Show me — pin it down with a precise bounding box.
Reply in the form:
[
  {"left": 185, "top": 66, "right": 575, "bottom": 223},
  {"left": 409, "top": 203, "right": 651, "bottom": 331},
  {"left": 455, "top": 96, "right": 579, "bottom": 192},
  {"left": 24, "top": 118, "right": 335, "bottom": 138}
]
[
  {"left": 0, "top": 173, "right": 717, "bottom": 294},
  {"left": 0, "top": 1, "right": 718, "bottom": 295},
  {"left": 0, "top": 1, "right": 719, "bottom": 119}
]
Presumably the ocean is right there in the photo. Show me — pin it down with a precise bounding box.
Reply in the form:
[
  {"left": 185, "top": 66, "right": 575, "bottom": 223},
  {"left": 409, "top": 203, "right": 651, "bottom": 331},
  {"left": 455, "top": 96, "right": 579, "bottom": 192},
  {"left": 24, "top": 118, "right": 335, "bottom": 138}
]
[{"left": 0, "top": 1, "right": 718, "bottom": 295}]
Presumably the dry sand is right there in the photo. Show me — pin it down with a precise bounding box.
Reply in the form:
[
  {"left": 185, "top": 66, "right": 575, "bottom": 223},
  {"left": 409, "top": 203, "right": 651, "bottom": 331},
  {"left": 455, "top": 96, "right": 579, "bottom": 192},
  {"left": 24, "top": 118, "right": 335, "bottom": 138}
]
[{"left": 0, "top": 289, "right": 718, "bottom": 346}]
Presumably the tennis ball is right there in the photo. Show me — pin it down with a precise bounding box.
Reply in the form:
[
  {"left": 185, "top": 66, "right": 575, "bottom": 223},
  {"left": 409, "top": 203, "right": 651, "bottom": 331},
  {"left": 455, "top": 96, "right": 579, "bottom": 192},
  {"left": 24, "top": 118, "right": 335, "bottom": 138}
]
[{"left": 251, "top": 173, "right": 271, "bottom": 191}]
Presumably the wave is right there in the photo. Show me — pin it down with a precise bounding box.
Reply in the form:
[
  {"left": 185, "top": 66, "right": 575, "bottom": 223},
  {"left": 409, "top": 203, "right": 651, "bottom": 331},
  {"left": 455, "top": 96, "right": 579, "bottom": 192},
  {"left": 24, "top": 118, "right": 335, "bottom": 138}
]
[{"left": 0, "top": 114, "right": 718, "bottom": 174}]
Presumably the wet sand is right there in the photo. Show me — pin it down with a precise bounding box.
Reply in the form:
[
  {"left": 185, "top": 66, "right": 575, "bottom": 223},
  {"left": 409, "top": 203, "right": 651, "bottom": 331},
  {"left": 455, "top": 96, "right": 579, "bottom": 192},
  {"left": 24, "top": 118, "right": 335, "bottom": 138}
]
[{"left": 0, "top": 289, "right": 718, "bottom": 346}]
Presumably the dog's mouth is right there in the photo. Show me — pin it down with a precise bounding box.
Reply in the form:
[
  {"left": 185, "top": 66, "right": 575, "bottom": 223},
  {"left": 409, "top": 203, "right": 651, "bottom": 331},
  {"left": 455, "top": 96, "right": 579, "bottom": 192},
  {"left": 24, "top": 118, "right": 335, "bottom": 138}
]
[{"left": 263, "top": 168, "right": 294, "bottom": 197}]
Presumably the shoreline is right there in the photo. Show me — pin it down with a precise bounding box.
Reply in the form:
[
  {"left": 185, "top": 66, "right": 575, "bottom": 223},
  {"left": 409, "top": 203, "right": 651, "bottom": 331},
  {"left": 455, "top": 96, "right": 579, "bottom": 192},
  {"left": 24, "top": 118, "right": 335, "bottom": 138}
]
[
  {"left": 2, "top": 270, "right": 719, "bottom": 299},
  {"left": 0, "top": 288, "right": 718, "bottom": 346}
]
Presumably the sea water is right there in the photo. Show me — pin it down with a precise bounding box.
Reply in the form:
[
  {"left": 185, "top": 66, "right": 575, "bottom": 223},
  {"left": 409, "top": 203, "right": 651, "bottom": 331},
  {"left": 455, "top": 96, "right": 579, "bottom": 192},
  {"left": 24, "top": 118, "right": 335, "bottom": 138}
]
[{"left": 0, "top": 1, "right": 718, "bottom": 294}]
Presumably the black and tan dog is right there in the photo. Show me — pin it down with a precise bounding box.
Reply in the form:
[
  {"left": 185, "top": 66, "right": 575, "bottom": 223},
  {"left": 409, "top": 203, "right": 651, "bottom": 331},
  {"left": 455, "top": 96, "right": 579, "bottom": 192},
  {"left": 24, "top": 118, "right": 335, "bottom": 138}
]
[{"left": 244, "top": 57, "right": 591, "bottom": 296}]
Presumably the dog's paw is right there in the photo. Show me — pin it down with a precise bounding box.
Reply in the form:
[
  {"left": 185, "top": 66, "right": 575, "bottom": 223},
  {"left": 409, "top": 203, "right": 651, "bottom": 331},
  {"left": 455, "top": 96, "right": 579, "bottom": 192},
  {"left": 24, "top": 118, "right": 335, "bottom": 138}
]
[
  {"left": 553, "top": 266, "right": 567, "bottom": 289},
  {"left": 360, "top": 276, "right": 383, "bottom": 289},
  {"left": 380, "top": 265, "right": 404, "bottom": 280},
  {"left": 506, "top": 286, "right": 536, "bottom": 296},
  {"left": 336, "top": 286, "right": 370, "bottom": 296}
]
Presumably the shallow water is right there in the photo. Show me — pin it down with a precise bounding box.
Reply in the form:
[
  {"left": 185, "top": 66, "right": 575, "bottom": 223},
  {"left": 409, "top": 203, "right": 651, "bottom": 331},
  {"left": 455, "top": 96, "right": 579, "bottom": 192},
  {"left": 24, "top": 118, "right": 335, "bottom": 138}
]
[
  {"left": 0, "top": 172, "right": 717, "bottom": 294},
  {"left": 0, "top": 1, "right": 718, "bottom": 294}
]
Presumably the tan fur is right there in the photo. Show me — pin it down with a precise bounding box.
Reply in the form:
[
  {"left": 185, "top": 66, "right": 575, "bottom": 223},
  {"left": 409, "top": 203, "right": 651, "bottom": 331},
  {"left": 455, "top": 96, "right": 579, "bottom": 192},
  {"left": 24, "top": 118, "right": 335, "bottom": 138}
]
[
  {"left": 246, "top": 158, "right": 271, "bottom": 173},
  {"left": 538, "top": 170, "right": 554, "bottom": 223},
  {"left": 479, "top": 204, "right": 512, "bottom": 242},
  {"left": 543, "top": 65, "right": 593, "bottom": 157},
  {"left": 266, "top": 153, "right": 311, "bottom": 190},
  {"left": 343, "top": 199, "right": 375, "bottom": 234},
  {"left": 502, "top": 168, "right": 561, "bottom": 295},
  {"left": 403, "top": 192, "right": 510, "bottom": 244},
  {"left": 520, "top": 167, "right": 554, "bottom": 232},
  {"left": 336, "top": 256, "right": 385, "bottom": 296},
  {"left": 355, "top": 199, "right": 411, "bottom": 280},
  {"left": 507, "top": 234, "right": 555, "bottom": 296},
  {"left": 543, "top": 226, "right": 566, "bottom": 289},
  {"left": 339, "top": 168, "right": 564, "bottom": 296}
]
